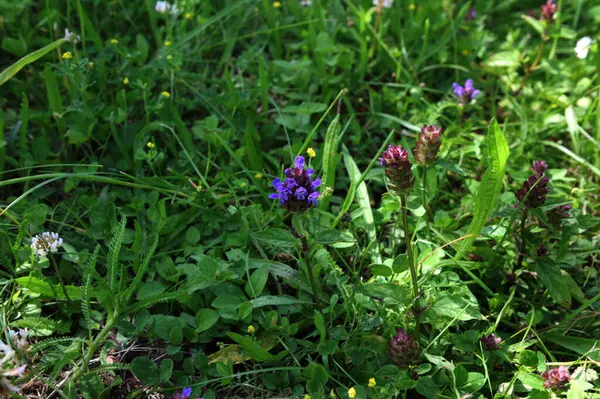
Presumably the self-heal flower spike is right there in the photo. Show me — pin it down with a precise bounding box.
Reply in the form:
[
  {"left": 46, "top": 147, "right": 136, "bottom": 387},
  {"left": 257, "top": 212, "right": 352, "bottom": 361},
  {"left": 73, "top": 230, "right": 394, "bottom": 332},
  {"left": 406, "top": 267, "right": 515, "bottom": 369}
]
[
  {"left": 542, "top": 366, "right": 570, "bottom": 390},
  {"left": 540, "top": 0, "right": 557, "bottom": 21},
  {"left": 481, "top": 333, "right": 502, "bottom": 351},
  {"left": 169, "top": 387, "right": 203, "bottom": 399},
  {"left": 414, "top": 124, "right": 442, "bottom": 166},
  {"left": 388, "top": 328, "right": 419, "bottom": 368},
  {"left": 532, "top": 160, "right": 548, "bottom": 175},
  {"left": 269, "top": 156, "right": 321, "bottom": 212},
  {"left": 452, "top": 79, "right": 480, "bottom": 105},
  {"left": 31, "top": 232, "right": 64, "bottom": 258},
  {"left": 547, "top": 204, "right": 572, "bottom": 227},
  {"left": 516, "top": 174, "right": 549, "bottom": 209},
  {"left": 380, "top": 145, "right": 414, "bottom": 195}
]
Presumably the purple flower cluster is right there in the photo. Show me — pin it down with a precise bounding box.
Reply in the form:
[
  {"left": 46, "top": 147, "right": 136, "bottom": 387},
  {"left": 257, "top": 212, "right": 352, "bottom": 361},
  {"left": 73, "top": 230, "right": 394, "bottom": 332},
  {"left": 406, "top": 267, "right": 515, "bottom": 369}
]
[
  {"left": 414, "top": 124, "right": 443, "bottom": 166},
  {"left": 388, "top": 328, "right": 419, "bottom": 368},
  {"left": 540, "top": 0, "right": 557, "bottom": 21},
  {"left": 452, "top": 79, "right": 480, "bottom": 105},
  {"left": 465, "top": 8, "right": 477, "bottom": 21},
  {"left": 481, "top": 333, "right": 502, "bottom": 351},
  {"left": 542, "top": 366, "right": 571, "bottom": 390},
  {"left": 170, "top": 387, "right": 202, "bottom": 399},
  {"left": 269, "top": 156, "right": 321, "bottom": 212},
  {"left": 379, "top": 145, "right": 415, "bottom": 195},
  {"left": 516, "top": 160, "right": 550, "bottom": 209}
]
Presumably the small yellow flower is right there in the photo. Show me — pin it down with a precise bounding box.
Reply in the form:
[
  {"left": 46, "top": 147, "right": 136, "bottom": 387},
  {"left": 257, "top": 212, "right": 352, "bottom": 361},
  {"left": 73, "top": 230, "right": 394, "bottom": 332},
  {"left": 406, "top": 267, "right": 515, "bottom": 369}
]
[
  {"left": 273, "top": 1, "right": 281, "bottom": 8},
  {"left": 247, "top": 325, "right": 255, "bottom": 333},
  {"left": 255, "top": 173, "right": 263, "bottom": 179},
  {"left": 87, "top": 62, "right": 94, "bottom": 69},
  {"left": 161, "top": 91, "right": 171, "bottom": 98},
  {"left": 123, "top": 77, "right": 129, "bottom": 85},
  {"left": 329, "top": 390, "right": 336, "bottom": 398},
  {"left": 164, "top": 41, "right": 172, "bottom": 47},
  {"left": 409, "top": 4, "right": 416, "bottom": 10},
  {"left": 304, "top": 396, "right": 311, "bottom": 399},
  {"left": 368, "top": 378, "right": 376, "bottom": 388},
  {"left": 166, "top": 55, "right": 173, "bottom": 61},
  {"left": 110, "top": 38, "right": 118, "bottom": 44},
  {"left": 62, "top": 51, "right": 72, "bottom": 60},
  {"left": 307, "top": 147, "right": 316, "bottom": 158},
  {"left": 461, "top": 49, "right": 469, "bottom": 56},
  {"left": 185, "top": 12, "right": 193, "bottom": 20},
  {"left": 348, "top": 387, "right": 356, "bottom": 399},
  {"left": 147, "top": 141, "right": 155, "bottom": 149}
]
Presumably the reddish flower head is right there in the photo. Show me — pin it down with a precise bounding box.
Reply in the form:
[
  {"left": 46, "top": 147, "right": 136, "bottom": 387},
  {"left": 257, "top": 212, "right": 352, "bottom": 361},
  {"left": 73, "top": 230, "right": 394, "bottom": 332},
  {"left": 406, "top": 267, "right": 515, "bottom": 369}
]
[
  {"left": 388, "top": 328, "right": 419, "bottom": 368},
  {"left": 380, "top": 145, "right": 414, "bottom": 195},
  {"left": 542, "top": 366, "right": 570, "bottom": 390},
  {"left": 414, "top": 124, "right": 442, "bottom": 166},
  {"left": 481, "top": 333, "right": 502, "bottom": 351},
  {"left": 516, "top": 174, "right": 550, "bottom": 209},
  {"left": 540, "top": 0, "right": 557, "bottom": 21}
]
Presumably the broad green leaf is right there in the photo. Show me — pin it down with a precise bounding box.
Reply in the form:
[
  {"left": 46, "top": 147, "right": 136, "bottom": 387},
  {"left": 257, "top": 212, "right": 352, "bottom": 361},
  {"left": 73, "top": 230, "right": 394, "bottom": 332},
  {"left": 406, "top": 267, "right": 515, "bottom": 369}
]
[
  {"left": 543, "top": 333, "right": 600, "bottom": 361},
  {"left": 314, "top": 311, "right": 326, "bottom": 343},
  {"left": 430, "top": 295, "right": 482, "bottom": 321},
  {"left": 361, "top": 283, "right": 408, "bottom": 304},
  {"left": 342, "top": 146, "right": 382, "bottom": 263},
  {"left": 226, "top": 332, "right": 274, "bottom": 362},
  {"left": 15, "top": 276, "right": 84, "bottom": 300},
  {"left": 517, "top": 369, "right": 545, "bottom": 391},
  {"left": 536, "top": 258, "right": 571, "bottom": 308},
  {"left": 521, "top": 15, "right": 545, "bottom": 36},
  {"left": 0, "top": 39, "right": 65, "bottom": 87},
  {"left": 159, "top": 359, "right": 173, "bottom": 383},
  {"left": 320, "top": 114, "right": 341, "bottom": 209},
  {"left": 131, "top": 357, "right": 159, "bottom": 385},
  {"left": 483, "top": 50, "right": 521, "bottom": 70},
  {"left": 245, "top": 264, "right": 270, "bottom": 297},
  {"left": 458, "top": 119, "right": 509, "bottom": 257},
  {"left": 252, "top": 229, "right": 297, "bottom": 250},
  {"left": 250, "top": 296, "right": 312, "bottom": 308}
]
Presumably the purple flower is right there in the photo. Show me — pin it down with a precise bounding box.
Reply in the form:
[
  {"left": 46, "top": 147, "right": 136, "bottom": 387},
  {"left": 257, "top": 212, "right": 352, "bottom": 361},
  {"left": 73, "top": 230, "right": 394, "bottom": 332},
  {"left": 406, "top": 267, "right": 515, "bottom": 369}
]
[
  {"left": 388, "top": 328, "right": 419, "bottom": 368},
  {"left": 465, "top": 8, "right": 476, "bottom": 21},
  {"left": 169, "top": 387, "right": 203, "bottom": 399},
  {"left": 542, "top": 366, "right": 570, "bottom": 390},
  {"left": 532, "top": 160, "right": 548, "bottom": 175},
  {"left": 269, "top": 156, "right": 321, "bottom": 212},
  {"left": 481, "top": 333, "right": 502, "bottom": 351},
  {"left": 379, "top": 145, "right": 414, "bottom": 195},
  {"left": 516, "top": 174, "right": 550, "bottom": 209},
  {"left": 540, "top": 0, "right": 557, "bottom": 21},
  {"left": 414, "top": 124, "right": 442, "bottom": 166},
  {"left": 547, "top": 204, "right": 572, "bottom": 227},
  {"left": 452, "top": 79, "right": 481, "bottom": 105}
]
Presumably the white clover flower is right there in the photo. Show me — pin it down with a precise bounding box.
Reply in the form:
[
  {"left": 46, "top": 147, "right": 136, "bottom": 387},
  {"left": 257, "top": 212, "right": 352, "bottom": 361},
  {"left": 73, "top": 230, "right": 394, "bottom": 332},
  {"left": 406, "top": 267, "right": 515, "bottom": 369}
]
[
  {"left": 170, "top": 3, "right": 180, "bottom": 15},
  {"left": 575, "top": 36, "right": 593, "bottom": 59},
  {"left": 8, "top": 329, "right": 29, "bottom": 351},
  {"left": 373, "top": 0, "right": 393, "bottom": 8},
  {"left": 64, "top": 28, "right": 81, "bottom": 43},
  {"left": 0, "top": 364, "right": 26, "bottom": 394},
  {"left": 155, "top": 0, "right": 171, "bottom": 14},
  {"left": 301, "top": 0, "right": 312, "bottom": 6},
  {"left": 31, "top": 232, "right": 64, "bottom": 258}
]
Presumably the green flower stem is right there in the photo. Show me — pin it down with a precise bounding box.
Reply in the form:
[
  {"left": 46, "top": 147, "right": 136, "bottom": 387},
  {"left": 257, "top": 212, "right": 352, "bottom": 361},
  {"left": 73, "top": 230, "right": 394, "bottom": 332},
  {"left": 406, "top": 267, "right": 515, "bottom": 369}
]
[
  {"left": 400, "top": 194, "right": 421, "bottom": 342},
  {"left": 75, "top": 315, "right": 116, "bottom": 378},
  {"left": 516, "top": 209, "right": 528, "bottom": 269},
  {"left": 296, "top": 217, "right": 321, "bottom": 311},
  {"left": 49, "top": 254, "right": 72, "bottom": 304}
]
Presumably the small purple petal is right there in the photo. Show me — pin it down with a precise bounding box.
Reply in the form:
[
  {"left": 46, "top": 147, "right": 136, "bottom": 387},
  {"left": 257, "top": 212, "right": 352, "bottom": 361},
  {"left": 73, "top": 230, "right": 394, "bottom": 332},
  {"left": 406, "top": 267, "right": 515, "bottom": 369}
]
[
  {"left": 183, "top": 388, "right": 192, "bottom": 397},
  {"left": 272, "top": 178, "right": 283, "bottom": 191},
  {"left": 471, "top": 89, "right": 481, "bottom": 98},
  {"left": 465, "top": 79, "right": 474, "bottom": 89},
  {"left": 308, "top": 191, "right": 320, "bottom": 204},
  {"left": 294, "top": 156, "right": 305, "bottom": 169},
  {"left": 311, "top": 178, "right": 322, "bottom": 188},
  {"left": 295, "top": 187, "right": 308, "bottom": 200},
  {"left": 268, "top": 193, "right": 280, "bottom": 200},
  {"left": 284, "top": 178, "right": 297, "bottom": 189},
  {"left": 306, "top": 168, "right": 314, "bottom": 176}
]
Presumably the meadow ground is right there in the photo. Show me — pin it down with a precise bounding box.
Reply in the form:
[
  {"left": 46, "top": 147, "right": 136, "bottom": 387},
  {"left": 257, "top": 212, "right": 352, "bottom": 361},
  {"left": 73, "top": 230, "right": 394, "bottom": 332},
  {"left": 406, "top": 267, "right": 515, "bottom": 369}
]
[{"left": 0, "top": 0, "right": 599, "bottom": 398}]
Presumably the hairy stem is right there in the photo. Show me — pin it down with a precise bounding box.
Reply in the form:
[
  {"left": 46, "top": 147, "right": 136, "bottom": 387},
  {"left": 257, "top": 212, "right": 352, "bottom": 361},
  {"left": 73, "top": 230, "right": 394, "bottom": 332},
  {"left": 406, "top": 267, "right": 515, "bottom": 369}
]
[
  {"left": 400, "top": 195, "right": 420, "bottom": 341},
  {"left": 75, "top": 315, "right": 116, "bottom": 378},
  {"left": 50, "top": 254, "right": 72, "bottom": 304},
  {"left": 296, "top": 217, "right": 321, "bottom": 310}
]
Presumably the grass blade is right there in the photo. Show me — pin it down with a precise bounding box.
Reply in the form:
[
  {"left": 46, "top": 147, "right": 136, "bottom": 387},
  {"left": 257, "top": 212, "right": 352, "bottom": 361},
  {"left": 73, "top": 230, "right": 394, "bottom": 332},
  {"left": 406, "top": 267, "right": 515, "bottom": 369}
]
[
  {"left": 319, "top": 114, "right": 341, "bottom": 210},
  {"left": 0, "top": 39, "right": 65, "bottom": 87}
]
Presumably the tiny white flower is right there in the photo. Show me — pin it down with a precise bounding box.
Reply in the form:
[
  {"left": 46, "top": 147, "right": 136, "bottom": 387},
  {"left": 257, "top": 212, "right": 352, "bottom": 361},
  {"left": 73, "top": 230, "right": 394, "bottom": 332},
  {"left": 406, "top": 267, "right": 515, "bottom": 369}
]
[
  {"left": 31, "top": 232, "right": 64, "bottom": 258},
  {"left": 8, "top": 329, "right": 29, "bottom": 351},
  {"left": 155, "top": 0, "right": 171, "bottom": 14},
  {"left": 575, "top": 36, "right": 593, "bottom": 59},
  {"left": 170, "top": 3, "right": 180, "bottom": 15},
  {"left": 301, "top": 0, "right": 312, "bottom": 6},
  {"left": 373, "top": 0, "right": 393, "bottom": 8},
  {"left": 64, "top": 28, "right": 80, "bottom": 43}
]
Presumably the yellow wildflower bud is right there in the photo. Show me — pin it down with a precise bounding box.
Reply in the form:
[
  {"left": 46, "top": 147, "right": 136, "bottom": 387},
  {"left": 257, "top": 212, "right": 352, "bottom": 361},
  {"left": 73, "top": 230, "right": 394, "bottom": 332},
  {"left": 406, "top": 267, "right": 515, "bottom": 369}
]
[
  {"left": 110, "top": 38, "right": 118, "bottom": 44},
  {"left": 368, "top": 378, "right": 376, "bottom": 388},
  {"left": 123, "top": 77, "right": 129, "bottom": 85},
  {"left": 161, "top": 91, "right": 171, "bottom": 98},
  {"left": 409, "top": 4, "right": 416, "bottom": 10},
  {"left": 164, "top": 41, "right": 172, "bottom": 47},
  {"left": 185, "top": 12, "right": 193, "bottom": 20},
  {"left": 307, "top": 147, "right": 316, "bottom": 158},
  {"left": 147, "top": 142, "right": 155, "bottom": 149},
  {"left": 61, "top": 51, "right": 73, "bottom": 60},
  {"left": 348, "top": 387, "right": 356, "bottom": 399},
  {"left": 87, "top": 62, "right": 94, "bottom": 69},
  {"left": 247, "top": 325, "right": 255, "bottom": 333},
  {"left": 304, "top": 395, "right": 311, "bottom": 399},
  {"left": 461, "top": 49, "right": 469, "bottom": 56},
  {"left": 255, "top": 173, "right": 263, "bottom": 179},
  {"left": 273, "top": 1, "right": 281, "bottom": 8}
]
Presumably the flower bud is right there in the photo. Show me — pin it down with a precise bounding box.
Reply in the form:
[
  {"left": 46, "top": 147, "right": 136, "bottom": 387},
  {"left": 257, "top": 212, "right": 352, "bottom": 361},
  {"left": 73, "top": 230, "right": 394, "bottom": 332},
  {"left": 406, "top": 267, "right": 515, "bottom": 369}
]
[
  {"left": 542, "top": 366, "right": 570, "bottom": 390},
  {"left": 481, "top": 333, "right": 502, "bottom": 351},
  {"left": 380, "top": 145, "right": 414, "bottom": 195},
  {"left": 540, "top": 0, "right": 557, "bottom": 21},
  {"left": 516, "top": 174, "right": 549, "bottom": 209},
  {"left": 414, "top": 124, "right": 442, "bottom": 166},
  {"left": 532, "top": 160, "right": 548, "bottom": 175},
  {"left": 388, "top": 328, "right": 419, "bottom": 368}
]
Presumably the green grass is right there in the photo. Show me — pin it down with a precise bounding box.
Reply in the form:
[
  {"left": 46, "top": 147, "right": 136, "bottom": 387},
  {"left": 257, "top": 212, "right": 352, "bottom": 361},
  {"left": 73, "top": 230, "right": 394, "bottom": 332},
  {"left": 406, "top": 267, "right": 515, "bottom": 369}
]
[{"left": 0, "top": 0, "right": 599, "bottom": 398}]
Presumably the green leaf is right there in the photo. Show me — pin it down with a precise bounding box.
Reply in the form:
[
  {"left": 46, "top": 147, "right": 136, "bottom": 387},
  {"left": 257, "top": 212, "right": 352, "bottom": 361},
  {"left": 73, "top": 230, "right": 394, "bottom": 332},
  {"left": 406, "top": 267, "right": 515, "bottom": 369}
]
[
  {"left": 226, "top": 332, "right": 274, "bottom": 362},
  {"left": 458, "top": 119, "right": 509, "bottom": 257},
  {"left": 361, "top": 283, "right": 408, "bottom": 304},
  {"left": 522, "top": 15, "right": 545, "bottom": 36},
  {"left": 131, "top": 357, "right": 159, "bottom": 385},
  {"left": 245, "top": 264, "right": 270, "bottom": 297},
  {"left": 307, "top": 364, "right": 329, "bottom": 394},
  {"left": 15, "top": 276, "right": 84, "bottom": 300},
  {"left": 536, "top": 258, "right": 571, "bottom": 308},
  {"left": 460, "top": 372, "right": 486, "bottom": 393},
  {"left": 314, "top": 311, "right": 326, "bottom": 343},
  {"left": 517, "top": 368, "right": 545, "bottom": 391},
  {"left": 519, "top": 350, "right": 540, "bottom": 368},
  {"left": 212, "top": 295, "right": 244, "bottom": 310},
  {"left": 342, "top": 146, "right": 382, "bottom": 263},
  {"left": 430, "top": 295, "right": 482, "bottom": 321},
  {"left": 483, "top": 50, "right": 521, "bottom": 70},
  {"left": 250, "top": 296, "right": 312, "bottom": 308},
  {"left": 314, "top": 229, "right": 355, "bottom": 245},
  {"left": 320, "top": 114, "right": 341, "bottom": 209},
  {"left": 252, "top": 229, "right": 297, "bottom": 250},
  {"left": 159, "top": 359, "right": 173, "bottom": 383},
  {"left": 195, "top": 309, "right": 219, "bottom": 332},
  {"left": 543, "top": 333, "right": 600, "bottom": 361},
  {"left": 0, "top": 39, "right": 65, "bottom": 87}
]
